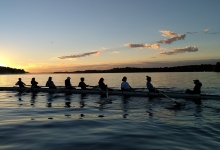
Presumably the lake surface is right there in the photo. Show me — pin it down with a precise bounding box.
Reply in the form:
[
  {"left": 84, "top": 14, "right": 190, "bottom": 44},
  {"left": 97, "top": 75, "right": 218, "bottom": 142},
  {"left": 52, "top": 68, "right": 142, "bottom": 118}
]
[{"left": 0, "top": 72, "right": 220, "bottom": 150}]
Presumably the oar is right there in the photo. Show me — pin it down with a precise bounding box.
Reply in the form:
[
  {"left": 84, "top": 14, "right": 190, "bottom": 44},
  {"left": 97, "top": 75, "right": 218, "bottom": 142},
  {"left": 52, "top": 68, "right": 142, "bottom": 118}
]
[
  {"left": 134, "top": 87, "right": 171, "bottom": 90},
  {"left": 133, "top": 88, "right": 146, "bottom": 92},
  {"left": 19, "top": 85, "right": 37, "bottom": 95},
  {"left": 20, "top": 87, "right": 30, "bottom": 95},
  {"left": 52, "top": 85, "right": 75, "bottom": 98},
  {"left": 90, "top": 85, "right": 99, "bottom": 90},
  {"left": 103, "top": 86, "right": 113, "bottom": 104},
  {"left": 52, "top": 87, "right": 67, "bottom": 98},
  {"left": 157, "top": 90, "right": 181, "bottom": 107}
]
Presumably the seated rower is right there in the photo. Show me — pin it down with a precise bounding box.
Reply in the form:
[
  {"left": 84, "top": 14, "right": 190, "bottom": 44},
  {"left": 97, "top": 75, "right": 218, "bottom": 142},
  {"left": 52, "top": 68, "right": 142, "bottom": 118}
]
[
  {"left": 15, "top": 78, "right": 26, "bottom": 88},
  {"left": 146, "top": 76, "right": 157, "bottom": 92},
  {"left": 121, "top": 76, "right": 133, "bottom": 91},
  {"left": 46, "top": 77, "right": 57, "bottom": 89},
  {"left": 185, "top": 80, "right": 202, "bottom": 94},
  {"left": 31, "top": 78, "right": 40, "bottom": 88},
  {"left": 65, "top": 77, "right": 75, "bottom": 89},
  {"left": 78, "top": 77, "right": 89, "bottom": 90},
  {"left": 98, "top": 78, "right": 113, "bottom": 91}
]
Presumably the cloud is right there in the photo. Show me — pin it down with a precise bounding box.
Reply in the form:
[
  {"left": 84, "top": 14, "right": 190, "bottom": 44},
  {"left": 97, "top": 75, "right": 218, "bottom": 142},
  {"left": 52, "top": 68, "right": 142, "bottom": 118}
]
[
  {"left": 112, "top": 50, "right": 120, "bottom": 54},
  {"left": 124, "top": 43, "right": 160, "bottom": 49},
  {"left": 209, "top": 32, "right": 220, "bottom": 34},
  {"left": 186, "top": 32, "right": 197, "bottom": 34},
  {"left": 157, "top": 30, "right": 186, "bottom": 44},
  {"left": 157, "top": 35, "right": 186, "bottom": 44},
  {"left": 57, "top": 50, "right": 102, "bottom": 59},
  {"left": 204, "top": 29, "right": 210, "bottom": 33},
  {"left": 159, "top": 30, "right": 179, "bottom": 37},
  {"left": 158, "top": 46, "right": 198, "bottom": 55}
]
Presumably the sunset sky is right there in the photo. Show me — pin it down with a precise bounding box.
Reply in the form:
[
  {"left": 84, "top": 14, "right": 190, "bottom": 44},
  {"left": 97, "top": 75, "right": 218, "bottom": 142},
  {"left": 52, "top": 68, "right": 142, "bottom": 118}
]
[{"left": 0, "top": 0, "right": 220, "bottom": 73}]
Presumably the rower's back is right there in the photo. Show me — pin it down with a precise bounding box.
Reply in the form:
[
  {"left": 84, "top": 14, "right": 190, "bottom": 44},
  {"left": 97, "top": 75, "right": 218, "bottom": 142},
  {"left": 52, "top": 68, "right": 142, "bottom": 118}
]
[{"left": 193, "top": 81, "right": 202, "bottom": 94}]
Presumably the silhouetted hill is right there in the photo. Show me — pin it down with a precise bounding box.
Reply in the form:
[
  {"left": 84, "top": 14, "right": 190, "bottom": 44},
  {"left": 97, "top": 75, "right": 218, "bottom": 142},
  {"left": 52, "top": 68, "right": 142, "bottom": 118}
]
[
  {"left": 0, "top": 66, "right": 27, "bottom": 74},
  {"left": 54, "top": 62, "right": 220, "bottom": 73}
]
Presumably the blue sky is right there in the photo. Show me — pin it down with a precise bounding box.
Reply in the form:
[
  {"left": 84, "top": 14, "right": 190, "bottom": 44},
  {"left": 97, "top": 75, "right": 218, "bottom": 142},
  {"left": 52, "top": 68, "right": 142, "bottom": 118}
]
[{"left": 0, "top": 0, "right": 219, "bottom": 73}]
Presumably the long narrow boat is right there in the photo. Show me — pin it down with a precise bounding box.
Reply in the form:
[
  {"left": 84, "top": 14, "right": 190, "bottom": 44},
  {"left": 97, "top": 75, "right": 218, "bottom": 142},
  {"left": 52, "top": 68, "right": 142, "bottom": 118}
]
[{"left": 0, "top": 87, "right": 219, "bottom": 99}]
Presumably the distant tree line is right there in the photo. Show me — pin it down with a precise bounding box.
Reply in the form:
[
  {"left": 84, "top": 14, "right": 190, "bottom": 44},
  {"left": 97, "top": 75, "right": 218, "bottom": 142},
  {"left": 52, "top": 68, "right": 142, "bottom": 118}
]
[
  {"left": 0, "top": 66, "right": 27, "bottom": 74},
  {"left": 54, "top": 62, "right": 220, "bottom": 73},
  {"left": 213, "top": 62, "right": 220, "bottom": 72}
]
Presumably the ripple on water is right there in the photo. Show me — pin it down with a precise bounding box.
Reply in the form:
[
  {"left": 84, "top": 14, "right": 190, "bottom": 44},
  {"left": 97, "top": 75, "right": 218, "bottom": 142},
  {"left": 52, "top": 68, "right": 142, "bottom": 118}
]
[{"left": 0, "top": 91, "right": 220, "bottom": 149}]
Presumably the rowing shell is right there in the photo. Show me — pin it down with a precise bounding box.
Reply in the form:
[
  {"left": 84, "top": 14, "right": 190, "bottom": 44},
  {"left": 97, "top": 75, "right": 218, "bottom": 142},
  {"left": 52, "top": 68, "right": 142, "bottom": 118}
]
[{"left": 0, "top": 87, "right": 219, "bottom": 99}]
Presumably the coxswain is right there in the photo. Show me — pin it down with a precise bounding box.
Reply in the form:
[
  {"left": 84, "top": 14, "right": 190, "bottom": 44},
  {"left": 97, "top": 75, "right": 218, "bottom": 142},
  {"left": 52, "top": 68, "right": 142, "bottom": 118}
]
[{"left": 185, "top": 79, "right": 202, "bottom": 94}]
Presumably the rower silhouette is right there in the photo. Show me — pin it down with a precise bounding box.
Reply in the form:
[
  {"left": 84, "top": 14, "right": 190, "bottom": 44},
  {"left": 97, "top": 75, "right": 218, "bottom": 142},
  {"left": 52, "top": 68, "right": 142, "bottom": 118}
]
[
  {"left": 78, "top": 77, "right": 89, "bottom": 90},
  {"left": 15, "top": 78, "right": 26, "bottom": 88},
  {"left": 65, "top": 77, "right": 75, "bottom": 89},
  {"left": 185, "top": 80, "right": 202, "bottom": 94},
  {"left": 146, "top": 76, "right": 157, "bottom": 92},
  {"left": 46, "top": 77, "right": 57, "bottom": 89},
  {"left": 31, "top": 78, "right": 40, "bottom": 88},
  {"left": 98, "top": 78, "right": 113, "bottom": 91},
  {"left": 121, "top": 76, "right": 133, "bottom": 91}
]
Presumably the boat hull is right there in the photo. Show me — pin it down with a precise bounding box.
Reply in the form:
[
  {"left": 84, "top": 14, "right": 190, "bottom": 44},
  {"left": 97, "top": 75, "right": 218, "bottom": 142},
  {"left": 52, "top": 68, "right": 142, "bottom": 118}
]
[{"left": 0, "top": 87, "right": 219, "bottom": 99}]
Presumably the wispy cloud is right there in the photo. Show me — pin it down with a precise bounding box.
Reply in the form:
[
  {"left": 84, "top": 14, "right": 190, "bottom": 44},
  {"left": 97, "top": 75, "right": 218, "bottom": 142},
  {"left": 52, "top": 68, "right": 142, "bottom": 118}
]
[
  {"left": 209, "top": 32, "right": 220, "bottom": 34},
  {"left": 159, "top": 30, "right": 179, "bottom": 37},
  {"left": 186, "top": 32, "right": 197, "bottom": 34},
  {"left": 203, "top": 29, "right": 220, "bottom": 34},
  {"left": 157, "top": 30, "right": 186, "bottom": 44},
  {"left": 204, "top": 29, "right": 210, "bottom": 33},
  {"left": 57, "top": 50, "right": 102, "bottom": 59},
  {"left": 158, "top": 46, "right": 198, "bottom": 55},
  {"left": 124, "top": 43, "right": 160, "bottom": 49},
  {"left": 111, "top": 50, "right": 120, "bottom": 54}
]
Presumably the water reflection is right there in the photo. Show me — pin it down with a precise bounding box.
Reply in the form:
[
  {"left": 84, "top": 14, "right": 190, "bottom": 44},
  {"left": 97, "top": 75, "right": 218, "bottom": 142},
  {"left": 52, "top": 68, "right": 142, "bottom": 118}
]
[
  {"left": 193, "top": 99, "right": 202, "bottom": 105},
  {"left": 79, "top": 94, "right": 87, "bottom": 108},
  {"left": 121, "top": 96, "right": 130, "bottom": 118},
  {"left": 145, "top": 99, "right": 154, "bottom": 117},
  {"left": 65, "top": 101, "right": 71, "bottom": 107},
  {"left": 193, "top": 99, "right": 203, "bottom": 118},
  {"left": 30, "top": 93, "right": 37, "bottom": 107},
  {"left": 46, "top": 93, "right": 53, "bottom": 107},
  {"left": 46, "top": 102, "right": 52, "bottom": 107},
  {"left": 79, "top": 100, "right": 85, "bottom": 108}
]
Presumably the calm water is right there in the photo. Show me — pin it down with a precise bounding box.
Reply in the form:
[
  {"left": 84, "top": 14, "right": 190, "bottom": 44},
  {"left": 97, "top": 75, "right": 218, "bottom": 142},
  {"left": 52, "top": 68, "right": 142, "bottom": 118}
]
[{"left": 0, "top": 72, "right": 220, "bottom": 150}]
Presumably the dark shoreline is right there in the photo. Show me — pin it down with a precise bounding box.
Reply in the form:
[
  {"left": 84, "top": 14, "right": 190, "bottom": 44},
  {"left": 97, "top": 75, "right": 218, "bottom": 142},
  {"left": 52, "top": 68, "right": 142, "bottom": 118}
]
[{"left": 54, "top": 63, "right": 220, "bottom": 74}]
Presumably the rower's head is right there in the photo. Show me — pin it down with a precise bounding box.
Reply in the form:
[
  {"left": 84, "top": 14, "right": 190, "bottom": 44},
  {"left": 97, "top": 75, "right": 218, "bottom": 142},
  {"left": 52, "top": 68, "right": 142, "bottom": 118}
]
[
  {"left": 67, "top": 77, "right": 71, "bottom": 80},
  {"left": 18, "top": 78, "right": 21, "bottom": 81},
  {"left": 32, "top": 78, "right": 35, "bottom": 81},
  {"left": 146, "top": 76, "right": 151, "bottom": 82},
  {"left": 80, "top": 77, "right": 84, "bottom": 81},
  {"left": 48, "top": 77, "right": 52, "bottom": 80},
  {"left": 193, "top": 79, "right": 199, "bottom": 84},
  {"left": 99, "top": 78, "right": 104, "bottom": 82},
  {"left": 122, "top": 76, "right": 127, "bottom": 82}
]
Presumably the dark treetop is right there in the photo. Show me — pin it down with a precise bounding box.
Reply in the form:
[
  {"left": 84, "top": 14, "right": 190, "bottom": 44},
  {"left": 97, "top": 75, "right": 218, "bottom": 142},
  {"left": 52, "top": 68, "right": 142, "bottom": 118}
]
[
  {"left": 0, "top": 66, "right": 27, "bottom": 74},
  {"left": 54, "top": 62, "right": 220, "bottom": 73}
]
